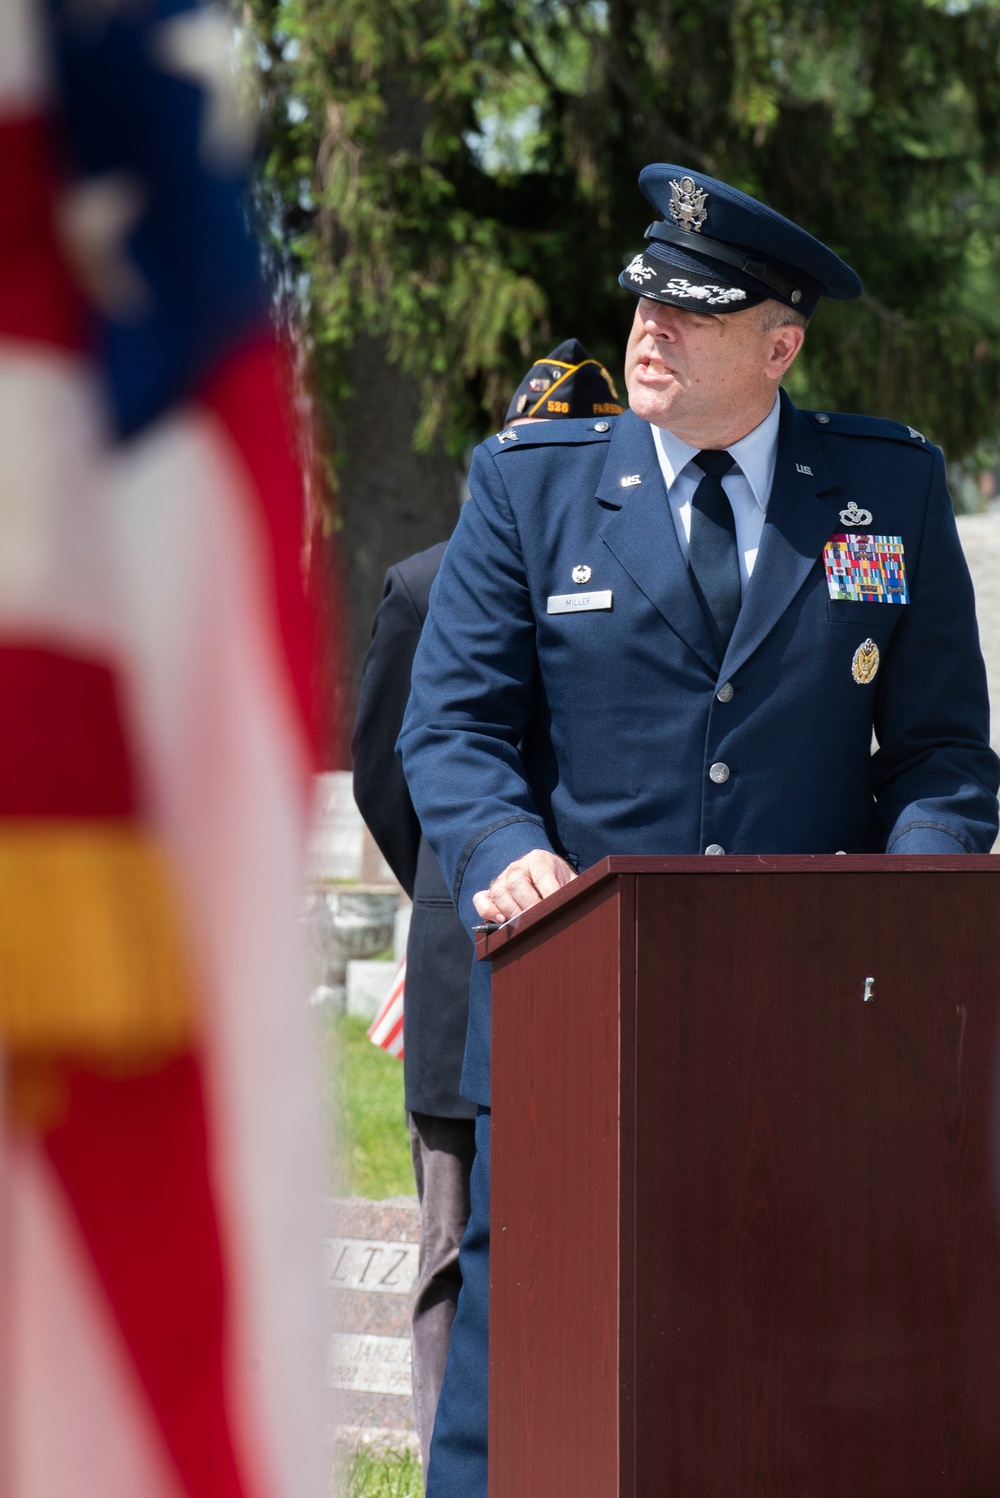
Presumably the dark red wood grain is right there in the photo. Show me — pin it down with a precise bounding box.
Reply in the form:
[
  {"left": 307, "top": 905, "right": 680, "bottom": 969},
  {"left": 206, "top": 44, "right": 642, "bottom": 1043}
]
[
  {"left": 488, "top": 861, "right": 1000, "bottom": 1498},
  {"left": 490, "top": 877, "right": 633, "bottom": 1497},
  {"left": 477, "top": 854, "right": 998, "bottom": 961}
]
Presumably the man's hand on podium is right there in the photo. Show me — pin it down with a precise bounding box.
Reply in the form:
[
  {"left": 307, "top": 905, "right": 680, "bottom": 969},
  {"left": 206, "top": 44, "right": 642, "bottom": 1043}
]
[{"left": 473, "top": 850, "right": 577, "bottom": 925}]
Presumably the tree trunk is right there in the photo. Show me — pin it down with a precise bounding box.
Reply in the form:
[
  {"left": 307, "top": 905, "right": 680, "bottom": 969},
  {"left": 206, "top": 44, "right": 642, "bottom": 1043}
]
[{"left": 325, "top": 333, "right": 463, "bottom": 764}]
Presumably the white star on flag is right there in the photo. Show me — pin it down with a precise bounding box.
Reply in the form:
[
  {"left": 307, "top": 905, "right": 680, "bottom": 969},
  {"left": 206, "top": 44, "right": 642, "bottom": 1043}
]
[
  {"left": 151, "top": 6, "right": 254, "bottom": 172},
  {"left": 58, "top": 171, "right": 151, "bottom": 322}
]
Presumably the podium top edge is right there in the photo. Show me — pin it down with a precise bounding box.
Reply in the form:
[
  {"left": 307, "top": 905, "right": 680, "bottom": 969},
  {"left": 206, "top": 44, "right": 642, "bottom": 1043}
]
[{"left": 475, "top": 852, "right": 1000, "bottom": 959}]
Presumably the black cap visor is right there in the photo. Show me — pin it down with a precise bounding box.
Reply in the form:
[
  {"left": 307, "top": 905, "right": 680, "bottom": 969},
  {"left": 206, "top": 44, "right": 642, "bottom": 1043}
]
[{"left": 620, "top": 243, "right": 767, "bottom": 313}]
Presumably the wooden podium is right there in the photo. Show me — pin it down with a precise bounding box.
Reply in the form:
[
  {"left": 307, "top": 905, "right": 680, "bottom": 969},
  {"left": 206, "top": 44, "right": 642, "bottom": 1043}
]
[{"left": 479, "top": 855, "right": 1000, "bottom": 1497}]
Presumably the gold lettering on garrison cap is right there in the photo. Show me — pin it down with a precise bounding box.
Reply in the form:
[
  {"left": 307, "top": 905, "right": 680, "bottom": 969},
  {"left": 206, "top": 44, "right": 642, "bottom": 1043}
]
[
  {"left": 840, "top": 500, "right": 873, "bottom": 526},
  {"left": 852, "top": 638, "right": 880, "bottom": 685},
  {"left": 668, "top": 175, "right": 708, "bottom": 233},
  {"left": 572, "top": 565, "right": 592, "bottom": 584}
]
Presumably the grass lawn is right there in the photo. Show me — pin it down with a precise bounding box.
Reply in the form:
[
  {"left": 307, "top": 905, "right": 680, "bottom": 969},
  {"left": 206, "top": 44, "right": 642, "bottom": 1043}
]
[
  {"left": 341, "top": 1448, "right": 423, "bottom": 1497},
  {"left": 326, "top": 1013, "right": 421, "bottom": 1494},
  {"left": 327, "top": 1011, "right": 414, "bottom": 1199}
]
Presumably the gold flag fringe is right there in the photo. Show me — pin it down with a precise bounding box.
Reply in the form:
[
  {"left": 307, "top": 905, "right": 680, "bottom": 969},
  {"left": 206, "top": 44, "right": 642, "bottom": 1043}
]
[{"left": 0, "top": 821, "right": 194, "bottom": 1054}]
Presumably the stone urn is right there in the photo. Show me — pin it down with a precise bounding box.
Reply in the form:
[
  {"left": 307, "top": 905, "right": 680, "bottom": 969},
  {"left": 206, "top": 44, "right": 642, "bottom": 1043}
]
[{"left": 307, "top": 887, "right": 400, "bottom": 1010}]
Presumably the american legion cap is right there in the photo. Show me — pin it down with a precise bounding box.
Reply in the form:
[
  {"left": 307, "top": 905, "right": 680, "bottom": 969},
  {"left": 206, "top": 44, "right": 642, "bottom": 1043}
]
[
  {"left": 504, "top": 338, "right": 624, "bottom": 425},
  {"left": 619, "top": 165, "right": 862, "bottom": 318}
]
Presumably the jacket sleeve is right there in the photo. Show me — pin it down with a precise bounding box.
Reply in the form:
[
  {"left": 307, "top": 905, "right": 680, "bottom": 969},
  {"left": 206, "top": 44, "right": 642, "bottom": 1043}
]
[
  {"left": 351, "top": 564, "right": 424, "bottom": 896},
  {"left": 398, "top": 446, "right": 555, "bottom": 923},
  {"left": 872, "top": 446, "right": 1000, "bottom": 853}
]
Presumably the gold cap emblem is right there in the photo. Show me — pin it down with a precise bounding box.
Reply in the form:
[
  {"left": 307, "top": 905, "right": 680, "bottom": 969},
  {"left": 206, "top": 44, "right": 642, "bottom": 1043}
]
[
  {"left": 852, "top": 637, "right": 880, "bottom": 685},
  {"left": 668, "top": 175, "right": 708, "bottom": 233}
]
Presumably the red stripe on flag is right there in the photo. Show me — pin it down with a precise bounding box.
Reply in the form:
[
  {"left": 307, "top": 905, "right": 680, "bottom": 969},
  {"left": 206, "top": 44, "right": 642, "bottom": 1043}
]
[
  {"left": 0, "top": 647, "right": 136, "bottom": 815},
  {"left": 0, "top": 115, "right": 87, "bottom": 350},
  {"left": 43, "top": 1054, "right": 255, "bottom": 1498},
  {"left": 198, "top": 339, "right": 320, "bottom": 765},
  {"left": 368, "top": 958, "right": 405, "bottom": 1058}
]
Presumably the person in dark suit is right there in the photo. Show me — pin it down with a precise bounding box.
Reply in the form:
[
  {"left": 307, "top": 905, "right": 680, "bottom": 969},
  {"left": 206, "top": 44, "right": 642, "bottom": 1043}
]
[
  {"left": 351, "top": 340, "right": 624, "bottom": 1473},
  {"left": 398, "top": 165, "right": 1000, "bottom": 1498}
]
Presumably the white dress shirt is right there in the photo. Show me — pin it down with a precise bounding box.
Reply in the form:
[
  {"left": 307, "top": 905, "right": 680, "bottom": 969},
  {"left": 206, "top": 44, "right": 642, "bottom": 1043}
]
[{"left": 651, "top": 393, "right": 781, "bottom": 591}]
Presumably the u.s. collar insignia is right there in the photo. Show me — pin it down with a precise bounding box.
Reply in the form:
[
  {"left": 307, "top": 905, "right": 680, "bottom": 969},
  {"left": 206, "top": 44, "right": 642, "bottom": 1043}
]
[
  {"left": 840, "top": 500, "right": 872, "bottom": 526},
  {"left": 852, "top": 637, "right": 880, "bottom": 685},
  {"left": 668, "top": 175, "right": 708, "bottom": 233}
]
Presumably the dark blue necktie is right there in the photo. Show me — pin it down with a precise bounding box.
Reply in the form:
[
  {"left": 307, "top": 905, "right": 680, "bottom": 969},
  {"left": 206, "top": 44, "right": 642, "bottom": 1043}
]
[{"left": 688, "top": 448, "right": 740, "bottom": 657}]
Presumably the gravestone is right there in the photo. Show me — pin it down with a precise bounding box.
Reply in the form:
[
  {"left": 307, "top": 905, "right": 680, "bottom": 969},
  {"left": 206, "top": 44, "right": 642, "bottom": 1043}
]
[{"left": 328, "top": 1196, "right": 421, "bottom": 1454}]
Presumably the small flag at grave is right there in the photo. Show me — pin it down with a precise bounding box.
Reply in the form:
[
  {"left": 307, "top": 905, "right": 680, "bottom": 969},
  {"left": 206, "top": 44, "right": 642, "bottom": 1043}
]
[{"left": 369, "top": 958, "right": 406, "bottom": 1058}]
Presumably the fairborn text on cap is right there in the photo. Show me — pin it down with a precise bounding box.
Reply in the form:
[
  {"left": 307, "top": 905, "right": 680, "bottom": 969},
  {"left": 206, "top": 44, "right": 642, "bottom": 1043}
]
[
  {"left": 619, "top": 165, "right": 862, "bottom": 318},
  {"left": 504, "top": 338, "right": 623, "bottom": 426}
]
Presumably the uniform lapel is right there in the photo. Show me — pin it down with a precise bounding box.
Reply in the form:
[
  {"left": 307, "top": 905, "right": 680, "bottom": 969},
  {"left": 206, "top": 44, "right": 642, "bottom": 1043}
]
[
  {"left": 597, "top": 410, "right": 718, "bottom": 673},
  {"left": 721, "top": 392, "right": 842, "bottom": 679}
]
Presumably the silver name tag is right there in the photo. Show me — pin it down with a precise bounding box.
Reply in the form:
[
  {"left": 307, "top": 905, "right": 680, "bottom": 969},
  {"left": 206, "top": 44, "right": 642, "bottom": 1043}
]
[{"left": 546, "top": 590, "right": 613, "bottom": 614}]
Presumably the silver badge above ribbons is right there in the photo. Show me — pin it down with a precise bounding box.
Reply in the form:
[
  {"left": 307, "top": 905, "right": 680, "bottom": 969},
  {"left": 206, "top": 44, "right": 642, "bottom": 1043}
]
[
  {"left": 840, "top": 500, "right": 872, "bottom": 526},
  {"left": 668, "top": 175, "right": 708, "bottom": 233}
]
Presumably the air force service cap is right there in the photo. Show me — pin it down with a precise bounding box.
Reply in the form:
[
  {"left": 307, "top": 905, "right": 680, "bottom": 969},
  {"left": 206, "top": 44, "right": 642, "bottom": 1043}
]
[
  {"left": 504, "top": 338, "right": 623, "bottom": 424},
  {"left": 619, "top": 164, "right": 862, "bottom": 318}
]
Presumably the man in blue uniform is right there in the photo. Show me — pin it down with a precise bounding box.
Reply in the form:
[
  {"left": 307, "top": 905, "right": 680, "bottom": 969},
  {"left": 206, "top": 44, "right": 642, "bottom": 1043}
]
[
  {"left": 398, "top": 164, "right": 1000, "bottom": 1498},
  {"left": 351, "top": 340, "right": 622, "bottom": 1475}
]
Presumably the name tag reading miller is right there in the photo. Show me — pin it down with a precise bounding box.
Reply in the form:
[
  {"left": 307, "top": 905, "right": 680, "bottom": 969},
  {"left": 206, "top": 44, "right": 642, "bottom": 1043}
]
[{"left": 547, "top": 590, "right": 613, "bottom": 614}]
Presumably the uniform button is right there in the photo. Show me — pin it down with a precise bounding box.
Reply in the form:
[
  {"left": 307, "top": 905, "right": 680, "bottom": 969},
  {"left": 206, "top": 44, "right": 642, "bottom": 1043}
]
[
  {"left": 815, "top": 412, "right": 830, "bottom": 424},
  {"left": 716, "top": 681, "right": 734, "bottom": 703},
  {"left": 705, "top": 843, "right": 725, "bottom": 855},
  {"left": 709, "top": 762, "right": 730, "bottom": 784},
  {"left": 594, "top": 421, "right": 610, "bottom": 432}
]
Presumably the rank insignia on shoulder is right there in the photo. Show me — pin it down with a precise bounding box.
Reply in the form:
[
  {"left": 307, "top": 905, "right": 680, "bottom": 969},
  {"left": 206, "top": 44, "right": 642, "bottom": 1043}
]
[
  {"left": 824, "top": 534, "right": 909, "bottom": 604},
  {"left": 497, "top": 429, "right": 519, "bottom": 443},
  {"left": 907, "top": 427, "right": 925, "bottom": 442},
  {"left": 852, "top": 637, "right": 880, "bottom": 685},
  {"left": 839, "top": 500, "right": 872, "bottom": 526}
]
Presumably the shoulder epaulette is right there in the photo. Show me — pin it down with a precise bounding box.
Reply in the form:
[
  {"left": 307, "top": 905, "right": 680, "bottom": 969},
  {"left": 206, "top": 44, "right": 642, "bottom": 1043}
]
[
  {"left": 485, "top": 415, "right": 618, "bottom": 456},
  {"left": 806, "top": 409, "right": 933, "bottom": 450}
]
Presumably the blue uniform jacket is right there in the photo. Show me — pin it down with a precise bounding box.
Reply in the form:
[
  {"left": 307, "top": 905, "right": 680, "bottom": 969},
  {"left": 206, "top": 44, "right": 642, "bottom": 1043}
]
[{"left": 399, "top": 392, "right": 1000, "bottom": 1107}]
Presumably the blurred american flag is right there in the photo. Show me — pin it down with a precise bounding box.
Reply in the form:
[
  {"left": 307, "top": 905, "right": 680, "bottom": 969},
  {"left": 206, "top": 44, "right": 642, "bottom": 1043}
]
[{"left": 0, "top": 1, "right": 327, "bottom": 1494}]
